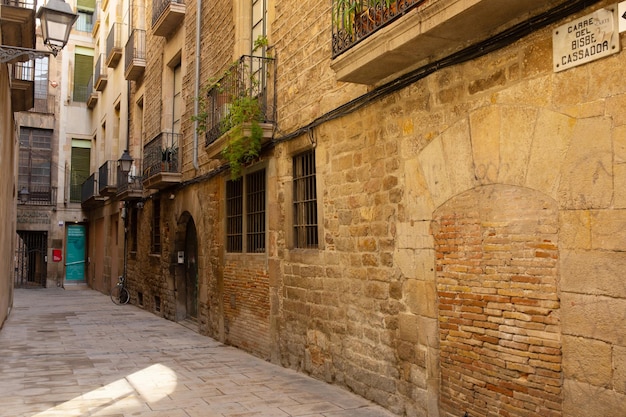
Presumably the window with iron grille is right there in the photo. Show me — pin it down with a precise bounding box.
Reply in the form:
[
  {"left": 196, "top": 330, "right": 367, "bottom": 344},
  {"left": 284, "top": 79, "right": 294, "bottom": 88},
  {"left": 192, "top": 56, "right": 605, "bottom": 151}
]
[
  {"left": 18, "top": 128, "right": 52, "bottom": 202},
  {"left": 293, "top": 150, "right": 318, "bottom": 248},
  {"left": 226, "top": 179, "right": 243, "bottom": 252},
  {"left": 152, "top": 199, "right": 161, "bottom": 254},
  {"left": 226, "top": 168, "right": 266, "bottom": 253}
]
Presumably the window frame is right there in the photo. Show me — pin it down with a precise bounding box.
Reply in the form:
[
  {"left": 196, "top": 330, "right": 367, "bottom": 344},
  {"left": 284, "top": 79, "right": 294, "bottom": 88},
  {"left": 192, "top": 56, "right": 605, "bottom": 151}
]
[
  {"left": 293, "top": 149, "right": 319, "bottom": 249},
  {"left": 225, "top": 166, "right": 267, "bottom": 254}
]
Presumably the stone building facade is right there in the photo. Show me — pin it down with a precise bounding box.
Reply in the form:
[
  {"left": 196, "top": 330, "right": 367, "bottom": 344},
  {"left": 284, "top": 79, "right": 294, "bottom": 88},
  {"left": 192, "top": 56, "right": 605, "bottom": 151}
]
[{"left": 104, "top": 0, "right": 626, "bottom": 416}]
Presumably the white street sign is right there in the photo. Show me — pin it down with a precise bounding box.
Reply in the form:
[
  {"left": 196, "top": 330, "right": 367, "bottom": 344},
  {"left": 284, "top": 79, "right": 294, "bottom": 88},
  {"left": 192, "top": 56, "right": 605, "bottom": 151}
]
[{"left": 619, "top": 1, "right": 626, "bottom": 33}]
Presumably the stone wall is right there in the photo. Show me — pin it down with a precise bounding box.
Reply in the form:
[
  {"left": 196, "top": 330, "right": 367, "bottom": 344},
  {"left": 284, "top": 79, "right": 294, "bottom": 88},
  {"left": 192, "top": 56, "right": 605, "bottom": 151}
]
[{"left": 124, "top": 0, "right": 626, "bottom": 416}]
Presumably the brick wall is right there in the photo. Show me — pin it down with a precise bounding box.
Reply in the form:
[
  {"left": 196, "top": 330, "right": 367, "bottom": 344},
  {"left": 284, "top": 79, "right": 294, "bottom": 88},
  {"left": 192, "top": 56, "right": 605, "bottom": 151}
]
[
  {"left": 223, "top": 257, "right": 271, "bottom": 359},
  {"left": 434, "top": 185, "right": 561, "bottom": 417}
]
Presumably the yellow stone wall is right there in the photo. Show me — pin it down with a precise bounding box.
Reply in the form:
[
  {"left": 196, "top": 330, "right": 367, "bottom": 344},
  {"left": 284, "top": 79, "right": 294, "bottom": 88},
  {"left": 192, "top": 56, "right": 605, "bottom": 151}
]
[{"left": 126, "top": 0, "right": 626, "bottom": 416}]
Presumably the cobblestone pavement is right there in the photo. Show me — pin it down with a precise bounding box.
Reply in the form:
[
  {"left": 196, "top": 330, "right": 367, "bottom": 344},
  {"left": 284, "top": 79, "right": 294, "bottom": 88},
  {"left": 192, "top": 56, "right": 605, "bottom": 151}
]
[{"left": 0, "top": 288, "right": 397, "bottom": 417}]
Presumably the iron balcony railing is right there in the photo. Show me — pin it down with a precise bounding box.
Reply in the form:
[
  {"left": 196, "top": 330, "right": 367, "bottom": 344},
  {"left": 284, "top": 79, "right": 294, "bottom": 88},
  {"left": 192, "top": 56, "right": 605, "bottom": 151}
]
[
  {"left": 94, "top": 53, "right": 106, "bottom": 88},
  {"left": 98, "top": 160, "right": 117, "bottom": 193},
  {"left": 331, "top": 0, "right": 425, "bottom": 58},
  {"left": 125, "top": 29, "right": 146, "bottom": 72},
  {"left": 143, "top": 132, "right": 181, "bottom": 178},
  {"left": 81, "top": 173, "right": 98, "bottom": 203},
  {"left": 117, "top": 158, "right": 143, "bottom": 195},
  {"left": 203, "top": 54, "right": 276, "bottom": 146},
  {"left": 106, "top": 22, "right": 121, "bottom": 60},
  {"left": 152, "top": 0, "right": 184, "bottom": 27},
  {"left": 17, "top": 186, "right": 57, "bottom": 205}
]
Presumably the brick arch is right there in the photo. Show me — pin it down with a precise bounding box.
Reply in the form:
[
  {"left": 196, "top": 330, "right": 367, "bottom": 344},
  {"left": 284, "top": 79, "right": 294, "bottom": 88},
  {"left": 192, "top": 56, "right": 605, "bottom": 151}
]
[{"left": 432, "top": 184, "right": 562, "bottom": 417}]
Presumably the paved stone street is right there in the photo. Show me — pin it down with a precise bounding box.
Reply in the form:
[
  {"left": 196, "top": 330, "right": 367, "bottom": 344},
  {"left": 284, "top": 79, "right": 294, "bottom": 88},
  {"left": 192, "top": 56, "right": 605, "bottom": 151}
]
[{"left": 0, "top": 288, "right": 397, "bottom": 417}]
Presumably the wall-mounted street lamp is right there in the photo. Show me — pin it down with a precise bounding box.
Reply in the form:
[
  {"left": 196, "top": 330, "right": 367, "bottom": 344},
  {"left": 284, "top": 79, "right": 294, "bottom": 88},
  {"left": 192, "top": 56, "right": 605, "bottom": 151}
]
[
  {"left": 18, "top": 186, "right": 29, "bottom": 203},
  {"left": 0, "top": 0, "right": 78, "bottom": 63},
  {"left": 118, "top": 149, "right": 134, "bottom": 173}
]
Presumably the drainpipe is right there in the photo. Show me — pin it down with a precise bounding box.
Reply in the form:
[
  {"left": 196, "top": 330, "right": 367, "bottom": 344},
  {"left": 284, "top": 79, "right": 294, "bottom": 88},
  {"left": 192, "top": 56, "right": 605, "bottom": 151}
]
[{"left": 192, "top": 0, "right": 201, "bottom": 170}]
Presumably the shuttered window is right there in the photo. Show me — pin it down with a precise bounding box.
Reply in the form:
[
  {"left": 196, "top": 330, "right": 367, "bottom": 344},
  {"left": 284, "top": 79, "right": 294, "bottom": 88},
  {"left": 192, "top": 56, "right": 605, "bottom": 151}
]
[
  {"left": 70, "top": 140, "right": 91, "bottom": 203},
  {"left": 73, "top": 51, "right": 93, "bottom": 102}
]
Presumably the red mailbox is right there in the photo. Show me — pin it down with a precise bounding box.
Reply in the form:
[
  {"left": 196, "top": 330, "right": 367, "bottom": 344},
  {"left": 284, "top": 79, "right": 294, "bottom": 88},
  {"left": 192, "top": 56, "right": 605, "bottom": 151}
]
[{"left": 52, "top": 249, "right": 62, "bottom": 263}]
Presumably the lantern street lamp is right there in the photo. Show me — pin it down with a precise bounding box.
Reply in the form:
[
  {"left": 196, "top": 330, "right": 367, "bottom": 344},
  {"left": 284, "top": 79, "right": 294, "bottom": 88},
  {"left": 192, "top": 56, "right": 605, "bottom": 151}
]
[
  {"left": 118, "top": 150, "right": 134, "bottom": 173},
  {"left": 0, "top": 0, "right": 78, "bottom": 63}
]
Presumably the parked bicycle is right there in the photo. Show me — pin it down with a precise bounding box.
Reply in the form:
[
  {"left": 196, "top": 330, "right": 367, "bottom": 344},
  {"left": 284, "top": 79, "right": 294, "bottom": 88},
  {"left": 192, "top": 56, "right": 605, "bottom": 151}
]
[{"left": 110, "top": 275, "right": 130, "bottom": 305}]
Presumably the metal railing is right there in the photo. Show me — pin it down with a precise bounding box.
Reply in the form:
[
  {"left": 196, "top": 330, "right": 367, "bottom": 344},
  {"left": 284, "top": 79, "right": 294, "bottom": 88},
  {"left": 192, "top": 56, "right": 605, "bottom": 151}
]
[
  {"left": 143, "top": 132, "right": 181, "bottom": 178},
  {"left": 125, "top": 29, "right": 146, "bottom": 70},
  {"left": 94, "top": 54, "right": 106, "bottom": 85},
  {"left": 17, "top": 186, "right": 57, "bottom": 205},
  {"left": 331, "top": 0, "right": 426, "bottom": 58},
  {"left": 152, "top": 0, "right": 184, "bottom": 27},
  {"left": 117, "top": 158, "right": 143, "bottom": 195},
  {"left": 81, "top": 173, "right": 98, "bottom": 203},
  {"left": 106, "top": 22, "right": 121, "bottom": 58},
  {"left": 98, "top": 160, "right": 117, "bottom": 193},
  {"left": 203, "top": 55, "right": 276, "bottom": 146}
]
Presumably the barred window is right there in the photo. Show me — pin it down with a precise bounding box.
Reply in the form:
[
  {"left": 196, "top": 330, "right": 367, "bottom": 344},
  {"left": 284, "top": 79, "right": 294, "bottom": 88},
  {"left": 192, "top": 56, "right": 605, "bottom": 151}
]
[
  {"left": 226, "top": 169, "right": 266, "bottom": 253},
  {"left": 293, "top": 150, "right": 318, "bottom": 248},
  {"left": 226, "top": 179, "right": 243, "bottom": 252},
  {"left": 19, "top": 128, "right": 53, "bottom": 203}
]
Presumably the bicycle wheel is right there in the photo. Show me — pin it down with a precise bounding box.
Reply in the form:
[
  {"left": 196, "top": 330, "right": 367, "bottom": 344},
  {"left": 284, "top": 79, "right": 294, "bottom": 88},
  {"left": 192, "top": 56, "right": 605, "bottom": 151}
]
[
  {"left": 110, "top": 285, "right": 123, "bottom": 305},
  {"left": 119, "top": 287, "right": 130, "bottom": 304}
]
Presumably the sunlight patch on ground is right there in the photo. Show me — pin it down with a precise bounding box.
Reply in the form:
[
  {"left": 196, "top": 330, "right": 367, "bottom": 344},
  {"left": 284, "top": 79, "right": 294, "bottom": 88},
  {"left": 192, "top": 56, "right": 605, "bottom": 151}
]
[{"left": 32, "top": 364, "right": 178, "bottom": 416}]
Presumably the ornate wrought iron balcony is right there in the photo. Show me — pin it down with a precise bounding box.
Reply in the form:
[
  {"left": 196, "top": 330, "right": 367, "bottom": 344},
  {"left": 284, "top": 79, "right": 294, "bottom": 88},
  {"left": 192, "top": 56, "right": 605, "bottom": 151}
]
[
  {"left": 142, "top": 132, "right": 182, "bottom": 190},
  {"left": 331, "top": 0, "right": 424, "bottom": 58},
  {"left": 203, "top": 54, "right": 276, "bottom": 148},
  {"left": 152, "top": 0, "right": 184, "bottom": 37},
  {"left": 98, "top": 160, "right": 117, "bottom": 196},
  {"left": 9, "top": 59, "right": 34, "bottom": 111},
  {"left": 94, "top": 53, "right": 107, "bottom": 91},
  {"left": 81, "top": 173, "right": 105, "bottom": 207},
  {"left": 117, "top": 158, "right": 143, "bottom": 200}
]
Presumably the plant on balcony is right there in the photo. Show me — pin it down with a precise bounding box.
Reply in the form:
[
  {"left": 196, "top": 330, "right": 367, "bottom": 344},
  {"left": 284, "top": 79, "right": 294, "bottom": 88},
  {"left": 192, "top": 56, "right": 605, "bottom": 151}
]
[
  {"left": 162, "top": 146, "right": 177, "bottom": 171},
  {"left": 333, "top": 0, "right": 396, "bottom": 36},
  {"left": 220, "top": 95, "right": 263, "bottom": 179}
]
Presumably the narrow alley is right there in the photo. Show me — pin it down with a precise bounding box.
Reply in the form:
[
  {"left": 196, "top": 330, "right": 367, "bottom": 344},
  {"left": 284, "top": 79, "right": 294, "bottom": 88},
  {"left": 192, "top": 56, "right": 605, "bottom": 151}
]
[{"left": 0, "top": 289, "right": 396, "bottom": 417}]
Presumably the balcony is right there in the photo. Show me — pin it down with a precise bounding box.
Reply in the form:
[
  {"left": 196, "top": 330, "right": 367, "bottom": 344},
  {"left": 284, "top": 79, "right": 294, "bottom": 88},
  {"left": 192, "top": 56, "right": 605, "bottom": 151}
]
[
  {"left": 105, "top": 22, "right": 122, "bottom": 68},
  {"left": 86, "top": 75, "right": 98, "bottom": 108},
  {"left": 152, "top": 0, "right": 185, "bottom": 37},
  {"left": 17, "top": 186, "right": 57, "bottom": 206},
  {"left": 117, "top": 158, "right": 143, "bottom": 200},
  {"left": 9, "top": 59, "right": 33, "bottom": 112},
  {"left": 81, "top": 173, "right": 105, "bottom": 208},
  {"left": 124, "top": 29, "right": 146, "bottom": 81},
  {"left": 142, "top": 132, "right": 182, "bottom": 190},
  {"left": 98, "top": 160, "right": 117, "bottom": 196},
  {"left": 203, "top": 55, "right": 276, "bottom": 153},
  {"left": 330, "top": 0, "right": 568, "bottom": 85},
  {"left": 94, "top": 54, "right": 107, "bottom": 91},
  {"left": 0, "top": 0, "right": 36, "bottom": 63}
]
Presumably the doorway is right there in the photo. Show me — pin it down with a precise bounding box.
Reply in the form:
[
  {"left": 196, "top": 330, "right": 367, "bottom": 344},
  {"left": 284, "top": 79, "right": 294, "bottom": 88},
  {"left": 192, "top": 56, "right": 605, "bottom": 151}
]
[{"left": 15, "top": 231, "right": 48, "bottom": 288}]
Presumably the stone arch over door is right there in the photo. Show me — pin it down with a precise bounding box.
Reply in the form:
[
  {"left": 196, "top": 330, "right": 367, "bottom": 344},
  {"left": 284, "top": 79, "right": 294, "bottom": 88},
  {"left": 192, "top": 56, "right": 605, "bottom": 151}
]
[
  {"left": 432, "top": 185, "right": 561, "bottom": 417},
  {"left": 174, "top": 211, "right": 198, "bottom": 322}
]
